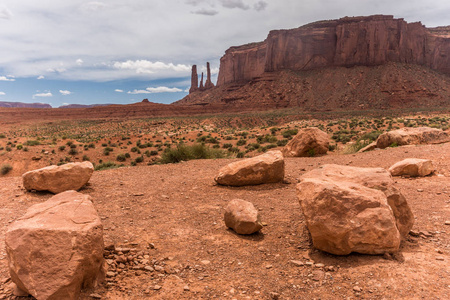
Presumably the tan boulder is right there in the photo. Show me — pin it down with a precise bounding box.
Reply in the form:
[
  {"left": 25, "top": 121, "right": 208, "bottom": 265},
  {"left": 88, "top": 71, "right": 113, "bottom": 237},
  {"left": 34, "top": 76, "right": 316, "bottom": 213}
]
[
  {"left": 224, "top": 199, "right": 262, "bottom": 234},
  {"left": 297, "top": 164, "right": 414, "bottom": 255},
  {"left": 215, "top": 150, "right": 284, "bottom": 186},
  {"left": 389, "top": 158, "right": 434, "bottom": 177},
  {"left": 6, "top": 190, "right": 104, "bottom": 300},
  {"left": 376, "top": 127, "right": 450, "bottom": 149},
  {"left": 283, "top": 127, "right": 329, "bottom": 157},
  {"left": 22, "top": 161, "right": 94, "bottom": 193}
]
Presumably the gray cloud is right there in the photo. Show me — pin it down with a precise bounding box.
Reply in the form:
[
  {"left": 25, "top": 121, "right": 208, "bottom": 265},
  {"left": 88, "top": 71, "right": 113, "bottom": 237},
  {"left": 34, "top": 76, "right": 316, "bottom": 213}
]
[
  {"left": 254, "top": 1, "right": 268, "bottom": 11},
  {"left": 220, "top": 0, "right": 249, "bottom": 10},
  {"left": 192, "top": 8, "right": 219, "bottom": 16}
]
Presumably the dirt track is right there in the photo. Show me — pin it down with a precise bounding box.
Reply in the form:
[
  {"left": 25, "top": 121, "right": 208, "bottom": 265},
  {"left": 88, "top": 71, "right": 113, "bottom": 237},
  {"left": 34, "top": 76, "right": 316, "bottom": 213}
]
[{"left": 1, "top": 142, "right": 449, "bottom": 299}]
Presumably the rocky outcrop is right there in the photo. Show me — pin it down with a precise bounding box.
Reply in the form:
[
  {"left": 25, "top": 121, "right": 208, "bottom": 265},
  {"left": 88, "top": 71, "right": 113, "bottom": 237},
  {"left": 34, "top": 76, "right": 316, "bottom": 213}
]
[
  {"left": 283, "top": 127, "right": 329, "bottom": 157},
  {"left": 297, "top": 164, "right": 414, "bottom": 255},
  {"left": 224, "top": 199, "right": 262, "bottom": 234},
  {"left": 205, "top": 62, "right": 215, "bottom": 89},
  {"left": 189, "top": 62, "right": 215, "bottom": 94},
  {"left": 376, "top": 127, "right": 450, "bottom": 149},
  {"left": 6, "top": 191, "right": 104, "bottom": 300},
  {"left": 389, "top": 158, "right": 434, "bottom": 177},
  {"left": 215, "top": 150, "right": 284, "bottom": 186},
  {"left": 217, "top": 15, "right": 450, "bottom": 86},
  {"left": 22, "top": 161, "right": 94, "bottom": 194},
  {"left": 189, "top": 65, "right": 199, "bottom": 93}
]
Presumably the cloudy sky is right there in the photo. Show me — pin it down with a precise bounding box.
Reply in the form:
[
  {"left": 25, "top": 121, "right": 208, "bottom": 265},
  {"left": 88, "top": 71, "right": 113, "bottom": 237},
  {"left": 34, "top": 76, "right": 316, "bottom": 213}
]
[{"left": 0, "top": 0, "right": 449, "bottom": 107}]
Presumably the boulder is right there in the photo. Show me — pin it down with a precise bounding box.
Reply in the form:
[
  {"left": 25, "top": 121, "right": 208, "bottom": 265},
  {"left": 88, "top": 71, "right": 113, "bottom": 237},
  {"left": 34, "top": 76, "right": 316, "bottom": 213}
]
[
  {"left": 22, "top": 161, "right": 94, "bottom": 194},
  {"left": 389, "top": 158, "right": 434, "bottom": 177},
  {"left": 215, "top": 150, "right": 284, "bottom": 186},
  {"left": 224, "top": 199, "right": 262, "bottom": 234},
  {"left": 297, "top": 164, "right": 414, "bottom": 255},
  {"left": 357, "top": 141, "right": 378, "bottom": 153},
  {"left": 283, "top": 127, "right": 329, "bottom": 157},
  {"left": 6, "top": 190, "right": 104, "bottom": 300},
  {"left": 376, "top": 127, "right": 450, "bottom": 149}
]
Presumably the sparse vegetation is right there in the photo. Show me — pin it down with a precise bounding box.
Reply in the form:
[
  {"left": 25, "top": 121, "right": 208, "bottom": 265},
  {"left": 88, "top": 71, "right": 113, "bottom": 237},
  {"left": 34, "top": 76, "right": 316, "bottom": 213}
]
[
  {"left": 159, "top": 143, "right": 227, "bottom": 164},
  {"left": 1, "top": 164, "right": 12, "bottom": 175}
]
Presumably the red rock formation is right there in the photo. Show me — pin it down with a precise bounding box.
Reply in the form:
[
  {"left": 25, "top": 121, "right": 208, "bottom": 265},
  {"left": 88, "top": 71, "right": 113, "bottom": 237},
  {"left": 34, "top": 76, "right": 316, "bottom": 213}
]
[
  {"left": 205, "top": 62, "right": 215, "bottom": 89},
  {"left": 217, "top": 15, "right": 450, "bottom": 85},
  {"left": 189, "top": 65, "right": 198, "bottom": 93},
  {"left": 199, "top": 72, "right": 204, "bottom": 90}
]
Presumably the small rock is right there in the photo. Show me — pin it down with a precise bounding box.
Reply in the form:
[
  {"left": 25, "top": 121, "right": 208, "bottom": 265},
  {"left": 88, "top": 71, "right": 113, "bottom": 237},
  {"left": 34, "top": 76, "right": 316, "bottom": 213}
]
[
  {"left": 290, "top": 260, "right": 304, "bottom": 267},
  {"left": 183, "top": 285, "right": 190, "bottom": 291},
  {"left": 154, "top": 266, "right": 164, "bottom": 272},
  {"left": 201, "top": 260, "right": 211, "bottom": 265},
  {"left": 266, "top": 264, "right": 273, "bottom": 269},
  {"left": 270, "top": 292, "right": 280, "bottom": 299},
  {"left": 314, "top": 263, "right": 325, "bottom": 268},
  {"left": 106, "top": 271, "right": 116, "bottom": 277},
  {"left": 353, "top": 286, "right": 362, "bottom": 292},
  {"left": 153, "top": 285, "right": 162, "bottom": 290},
  {"left": 90, "top": 293, "right": 102, "bottom": 299},
  {"left": 144, "top": 266, "right": 154, "bottom": 272},
  {"left": 436, "top": 256, "right": 445, "bottom": 261},
  {"left": 445, "top": 221, "right": 450, "bottom": 225}
]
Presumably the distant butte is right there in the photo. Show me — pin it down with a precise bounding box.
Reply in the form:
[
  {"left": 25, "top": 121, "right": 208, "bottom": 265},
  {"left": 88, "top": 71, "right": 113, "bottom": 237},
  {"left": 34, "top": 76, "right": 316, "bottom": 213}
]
[{"left": 216, "top": 15, "right": 450, "bottom": 85}]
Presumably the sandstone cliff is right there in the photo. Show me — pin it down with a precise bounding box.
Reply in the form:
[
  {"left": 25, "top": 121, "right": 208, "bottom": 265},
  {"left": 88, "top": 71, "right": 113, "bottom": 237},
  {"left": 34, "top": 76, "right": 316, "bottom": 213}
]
[{"left": 217, "top": 15, "right": 450, "bottom": 85}]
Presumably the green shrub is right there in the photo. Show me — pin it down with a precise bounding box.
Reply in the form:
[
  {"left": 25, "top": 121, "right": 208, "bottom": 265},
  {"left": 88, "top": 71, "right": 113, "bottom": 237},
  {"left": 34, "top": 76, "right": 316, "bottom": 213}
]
[
  {"left": 0, "top": 134, "right": 5, "bottom": 138},
  {"left": 135, "top": 156, "right": 144, "bottom": 163},
  {"left": 236, "top": 139, "right": 246, "bottom": 146},
  {"left": 16, "top": 144, "right": 23, "bottom": 150},
  {"left": 282, "top": 129, "right": 298, "bottom": 139},
  {"left": 222, "top": 143, "right": 233, "bottom": 149},
  {"left": 116, "top": 154, "right": 127, "bottom": 162},
  {"left": 159, "top": 143, "right": 226, "bottom": 164},
  {"left": 68, "top": 148, "right": 78, "bottom": 155},
  {"left": 1, "top": 164, "right": 12, "bottom": 175},
  {"left": 94, "top": 161, "right": 119, "bottom": 171},
  {"left": 25, "top": 140, "right": 40, "bottom": 146},
  {"left": 82, "top": 155, "right": 90, "bottom": 161},
  {"left": 103, "top": 147, "right": 113, "bottom": 155},
  {"left": 59, "top": 145, "right": 66, "bottom": 151}
]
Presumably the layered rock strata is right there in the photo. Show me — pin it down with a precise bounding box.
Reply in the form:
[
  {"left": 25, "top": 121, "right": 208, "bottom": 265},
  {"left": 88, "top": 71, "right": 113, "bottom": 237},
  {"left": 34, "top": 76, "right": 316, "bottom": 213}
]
[{"left": 217, "top": 15, "right": 450, "bottom": 85}]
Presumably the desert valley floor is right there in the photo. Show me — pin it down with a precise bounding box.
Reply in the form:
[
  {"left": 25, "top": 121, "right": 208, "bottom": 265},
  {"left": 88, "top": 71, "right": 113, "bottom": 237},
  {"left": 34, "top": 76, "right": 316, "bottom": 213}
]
[{"left": 0, "top": 136, "right": 449, "bottom": 299}]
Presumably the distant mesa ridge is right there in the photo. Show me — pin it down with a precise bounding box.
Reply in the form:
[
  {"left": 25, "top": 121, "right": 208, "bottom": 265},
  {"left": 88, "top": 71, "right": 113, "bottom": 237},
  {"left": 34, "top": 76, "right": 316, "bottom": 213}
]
[
  {"left": 216, "top": 15, "right": 450, "bottom": 86},
  {"left": 0, "top": 101, "right": 52, "bottom": 109}
]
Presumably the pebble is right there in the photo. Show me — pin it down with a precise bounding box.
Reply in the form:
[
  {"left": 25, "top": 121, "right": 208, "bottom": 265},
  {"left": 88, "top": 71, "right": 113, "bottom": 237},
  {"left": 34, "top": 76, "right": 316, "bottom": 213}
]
[
  {"left": 270, "top": 292, "right": 280, "bottom": 299},
  {"left": 106, "top": 271, "right": 116, "bottom": 277},
  {"left": 314, "top": 263, "right": 325, "bottom": 268},
  {"left": 436, "top": 256, "right": 445, "bottom": 261},
  {"left": 445, "top": 221, "right": 450, "bottom": 225},
  {"left": 353, "top": 286, "right": 362, "bottom": 292},
  {"left": 201, "top": 260, "right": 211, "bottom": 265},
  {"left": 183, "top": 285, "right": 190, "bottom": 291},
  {"left": 90, "top": 293, "right": 102, "bottom": 299},
  {"left": 154, "top": 266, "right": 164, "bottom": 272},
  {"left": 153, "top": 285, "right": 162, "bottom": 290},
  {"left": 144, "top": 266, "right": 154, "bottom": 272},
  {"left": 417, "top": 189, "right": 424, "bottom": 192},
  {"left": 266, "top": 264, "right": 273, "bottom": 269},
  {"left": 290, "top": 260, "right": 304, "bottom": 267}
]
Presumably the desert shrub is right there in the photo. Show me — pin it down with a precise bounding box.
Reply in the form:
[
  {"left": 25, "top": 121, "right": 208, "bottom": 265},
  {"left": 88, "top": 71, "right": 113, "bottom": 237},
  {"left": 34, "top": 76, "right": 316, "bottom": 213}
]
[
  {"left": 59, "top": 145, "right": 66, "bottom": 151},
  {"left": 16, "top": 144, "right": 23, "bottom": 150},
  {"left": 82, "top": 155, "right": 90, "bottom": 161},
  {"left": 6, "top": 146, "right": 11, "bottom": 152},
  {"left": 131, "top": 161, "right": 137, "bottom": 166},
  {"left": 116, "top": 154, "right": 127, "bottom": 162},
  {"left": 131, "top": 147, "right": 139, "bottom": 152},
  {"left": 276, "top": 139, "right": 289, "bottom": 147},
  {"left": 88, "top": 143, "right": 95, "bottom": 148},
  {"left": 282, "top": 129, "right": 298, "bottom": 139},
  {"left": 0, "top": 134, "right": 5, "bottom": 138},
  {"left": 228, "top": 147, "right": 240, "bottom": 153},
  {"left": 68, "top": 148, "right": 78, "bottom": 155},
  {"left": 257, "top": 135, "right": 277, "bottom": 144},
  {"left": 359, "top": 131, "right": 382, "bottom": 142},
  {"left": 23, "top": 147, "right": 28, "bottom": 152},
  {"left": 70, "top": 144, "right": 77, "bottom": 149},
  {"left": 66, "top": 141, "right": 74, "bottom": 146},
  {"left": 135, "top": 156, "right": 144, "bottom": 163},
  {"left": 159, "top": 143, "right": 226, "bottom": 164},
  {"left": 236, "top": 139, "right": 246, "bottom": 146},
  {"left": 103, "top": 147, "right": 113, "bottom": 155},
  {"left": 222, "top": 143, "right": 233, "bottom": 149},
  {"left": 1, "top": 164, "right": 12, "bottom": 175},
  {"left": 236, "top": 152, "right": 244, "bottom": 158},
  {"left": 212, "top": 144, "right": 220, "bottom": 149},
  {"left": 150, "top": 150, "right": 158, "bottom": 156},
  {"left": 125, "top": 153, "right": 131, "bottom": 158},
  {"left": 94, "top": 161, "right": 119, "bottom": 171},
  {"left": 25, "top": 140, "right": 40, "bottom": 146}
]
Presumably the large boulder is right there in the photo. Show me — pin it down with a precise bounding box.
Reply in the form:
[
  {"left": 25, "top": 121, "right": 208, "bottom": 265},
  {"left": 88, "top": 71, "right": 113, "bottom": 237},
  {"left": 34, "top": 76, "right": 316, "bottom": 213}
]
[
  {"left": 283, "top": 127, "right": 329, "bottom": 157},
  {"left": 224, "top": 199, "right": 262, "bottom": 235},
  {"left": 297, "top": 164, "right": 414, "bottom": 255},
  {"left": 6, "top": 191, "right": 104, "bottom": 300},
  {"left": 23, "top": 161, "right": 94, "bottom": 194},
  {"left": 215, "top": 150, "right": 284, "bottom": 186},
  {"left": 376, "top": 127, "right": 450, "bottom": 149},
  {"left": 389, "top": 158, "right": 434, "bottom": 177}
]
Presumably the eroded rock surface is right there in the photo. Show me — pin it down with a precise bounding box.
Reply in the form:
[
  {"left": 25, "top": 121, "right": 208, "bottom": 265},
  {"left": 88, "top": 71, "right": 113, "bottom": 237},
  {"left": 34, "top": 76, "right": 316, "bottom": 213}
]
[
  {"left": 215, "top": 150, "right": 284, "bottom": 186},
  {"left": 376, "top": 127, "right": 450, "bottom": 149},
  {"left": 389, "top": 158, "right": 435, "bottom": 177},
  {"left": 6, "top": 190, "right": 104, "bottom": 300},
  {"left": 297, "top": 164, "right": 414, "bottom": 255},
  {"left": 224, "top": 199, "right": 262, "bottom": 234},
  {"left": 22, "top": 161, "right": 94, "bottom": 194},
  {"left": 283, "top": 128, "right": 329, "bottom": 157}
]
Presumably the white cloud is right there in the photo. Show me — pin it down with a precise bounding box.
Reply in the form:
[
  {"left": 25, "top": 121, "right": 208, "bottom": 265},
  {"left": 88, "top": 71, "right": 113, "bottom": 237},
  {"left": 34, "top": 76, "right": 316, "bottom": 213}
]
[
  {"left": 81, "top": 2, "right": 107, "bottom": 12},
  {"left": 37, "top": 75, "right": 45, "bottom": 80},
  {"left": 59, "top": 90, "right": 72, "bottom": 96},
  {"left": 33, "top": 92, "right": 53, "bottom": 99},
  {"left": 127, "top": 87, "right": 183, "bottom": 94},
  {"left": 114, "top": 60, "right": 191, "bottom": 74},
  {"left": 0, "top": 76, "right": 15, "bottom": 82},
  {"left": 0, "top": 5, "right": 13, "bottom": 19},
  {"left": 220, "top": 0, "right": 249, "bottom": 10},
  {"left": 115, "top": 89, "right": 123, "bottom": 93},
  {"left": 0, "top": 91, "right": 5, "bottom": 96},
  {"left": 76, "top": 59, "right": 84, "bottom": 65}
]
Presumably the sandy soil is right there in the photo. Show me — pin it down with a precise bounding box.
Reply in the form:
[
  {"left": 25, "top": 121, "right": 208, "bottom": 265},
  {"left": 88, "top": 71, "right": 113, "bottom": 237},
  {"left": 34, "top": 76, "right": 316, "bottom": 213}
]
[{"left": 0, "top": 141, "right": 449, "bottom": 299}]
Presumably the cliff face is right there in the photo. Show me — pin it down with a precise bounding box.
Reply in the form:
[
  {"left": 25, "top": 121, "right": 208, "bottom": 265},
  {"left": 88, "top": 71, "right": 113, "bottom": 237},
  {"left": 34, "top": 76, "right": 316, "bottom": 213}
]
[{"left": 217, "top": 15, "right": 450, "bottom": 85}]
